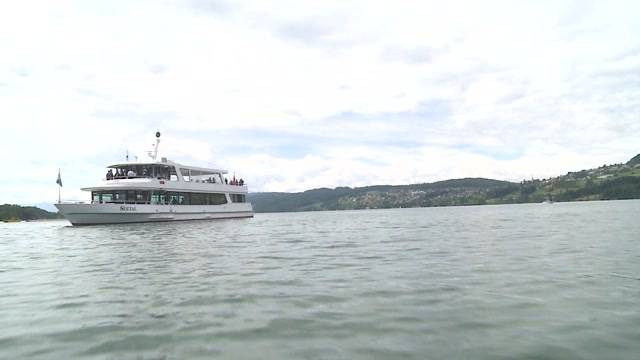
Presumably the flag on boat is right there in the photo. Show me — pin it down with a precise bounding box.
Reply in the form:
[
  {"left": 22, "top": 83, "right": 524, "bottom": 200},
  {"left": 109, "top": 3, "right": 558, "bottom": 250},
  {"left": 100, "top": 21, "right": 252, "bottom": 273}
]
[{"left": 56, "top": 169, "right": 63, "bottom": 187}]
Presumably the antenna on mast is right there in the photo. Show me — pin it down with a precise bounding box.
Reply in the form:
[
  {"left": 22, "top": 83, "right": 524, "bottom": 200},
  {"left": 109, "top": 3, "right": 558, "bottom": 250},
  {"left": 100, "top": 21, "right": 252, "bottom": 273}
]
[{"left": 147, "top": 131, "right": 161, "bottom": 160}]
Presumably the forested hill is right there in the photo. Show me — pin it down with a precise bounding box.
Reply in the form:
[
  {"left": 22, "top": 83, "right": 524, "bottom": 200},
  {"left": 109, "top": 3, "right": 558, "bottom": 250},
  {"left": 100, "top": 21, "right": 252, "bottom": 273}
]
[
  {"left": 0, "top": 204, "right": 62, "bottom": 222},
  {"left": 628, "top": 154, "right": 640, "bottom": 167},
  {"left": 249, "top": 178, "right": 515, "bottom": 213},
  {"left": 248, "top": 154, "right": 640, "bottom": 213}
]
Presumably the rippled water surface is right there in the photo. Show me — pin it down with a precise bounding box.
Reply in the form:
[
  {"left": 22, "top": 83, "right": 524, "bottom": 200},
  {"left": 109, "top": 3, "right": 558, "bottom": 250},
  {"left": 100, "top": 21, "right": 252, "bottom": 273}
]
[{"left": 2, "top": 201, "right": 640, "bottom": 359}]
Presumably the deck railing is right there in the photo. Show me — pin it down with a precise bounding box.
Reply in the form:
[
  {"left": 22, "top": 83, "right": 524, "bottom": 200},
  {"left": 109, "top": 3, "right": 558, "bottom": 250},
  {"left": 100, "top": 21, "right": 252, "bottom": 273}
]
[{"left": 103, "top": 177, "right": 247, "bottom": 186}]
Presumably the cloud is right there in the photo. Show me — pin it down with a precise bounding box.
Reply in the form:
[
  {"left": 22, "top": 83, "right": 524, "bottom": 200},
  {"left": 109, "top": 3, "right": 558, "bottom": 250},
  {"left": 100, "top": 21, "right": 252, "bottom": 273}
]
[
  {"left": 190, "top": 0, "right": 233, "bottom": 14},
  {"left": 148, "top": 64, "right": 168, "bottom": 74},
  {"left": 382, "top": 46, "right": 448, "bottom": 64},
  {"left": 13, "top": 68, "right": 29, "bottom": 77},
  {"left": 274, "top": 19, "right": 337, "bottom": 45}
]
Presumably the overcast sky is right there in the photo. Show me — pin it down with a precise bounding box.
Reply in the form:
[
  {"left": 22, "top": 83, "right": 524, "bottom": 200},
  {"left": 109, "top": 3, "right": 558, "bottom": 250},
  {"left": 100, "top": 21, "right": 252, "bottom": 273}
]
[{"left": 1, "top": 0, "right": 639, "bottom": 206}]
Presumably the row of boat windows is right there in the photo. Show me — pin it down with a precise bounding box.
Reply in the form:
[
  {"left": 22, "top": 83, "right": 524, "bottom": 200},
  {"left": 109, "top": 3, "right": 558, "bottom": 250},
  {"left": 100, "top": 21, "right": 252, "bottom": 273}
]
[
  {"left": 91, "top": 191, "right": 246, "bottom": 205},
  {"left": 107, "top": 166, "right": 178, "bottom": 181}
]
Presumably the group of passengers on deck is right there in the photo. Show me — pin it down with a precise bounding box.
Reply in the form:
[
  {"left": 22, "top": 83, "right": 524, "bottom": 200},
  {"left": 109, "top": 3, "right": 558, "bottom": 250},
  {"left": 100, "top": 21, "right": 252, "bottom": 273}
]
[
  {"left": 106, "top": 168, "right": 142, "bottom": 180},
  {"left": 227, "top": 178, "right": 244, "bottom": 186},
  {"left": 106, "top": 168, "right": 245, "bottom": 186}
]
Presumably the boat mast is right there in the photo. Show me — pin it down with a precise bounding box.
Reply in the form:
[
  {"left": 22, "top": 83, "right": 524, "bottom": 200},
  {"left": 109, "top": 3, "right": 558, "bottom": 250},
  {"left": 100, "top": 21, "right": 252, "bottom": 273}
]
[{"left": 148, "top": 131, "right": 161, "bottom": 161}]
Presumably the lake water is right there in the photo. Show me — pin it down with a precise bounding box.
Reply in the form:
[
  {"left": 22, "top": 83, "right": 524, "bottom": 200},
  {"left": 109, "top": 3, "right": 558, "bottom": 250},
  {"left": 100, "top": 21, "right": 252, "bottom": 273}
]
[{"left": 1, "top": 200, "right": 639, "bottom": 359}]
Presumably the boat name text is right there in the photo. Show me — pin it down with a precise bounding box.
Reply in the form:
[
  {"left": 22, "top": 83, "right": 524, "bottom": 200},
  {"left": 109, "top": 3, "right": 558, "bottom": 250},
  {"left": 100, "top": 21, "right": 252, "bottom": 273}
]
[{"left": 120, "top": 206, "right": 137, "bottom": 212}]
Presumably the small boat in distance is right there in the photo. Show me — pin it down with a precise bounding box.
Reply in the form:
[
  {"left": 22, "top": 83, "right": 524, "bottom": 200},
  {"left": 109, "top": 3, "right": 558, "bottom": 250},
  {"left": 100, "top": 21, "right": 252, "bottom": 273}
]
[{"left": 55, "top": 132, "right": 254, "bottom": 225}]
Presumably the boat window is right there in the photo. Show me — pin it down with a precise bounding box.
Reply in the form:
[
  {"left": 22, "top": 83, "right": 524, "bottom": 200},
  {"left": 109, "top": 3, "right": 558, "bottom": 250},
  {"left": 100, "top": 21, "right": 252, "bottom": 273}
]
[
  {"left": 191, "top": 193, "right": 207, "bottom": 205},
  {"left": 167, "top": 192, "right": 178, "bottom": 205},
  {"left": 101, "top": 192, "right": 113, "bottom": 202},
  {"left": 148, "top": 166, "right": 177, "bottom": 181},
  {"left": 114, "top": 191, "right": 126, "bottom": 203},
  {"left": 166, "top": 192, "right": 190, "bottom": 205},
  {"left": 91, "top": 191, "right": 153, "bottom": 204},
  {"left": 151, "top": 191, "right": 166, "bottom": 205},
  {"left": 90, "top": 191, "right": 116, "bottom": 203},
  {"left": 210, "top": 193, "right": 227, "bottom": 205},
  {"left": 180, "top": 168, "right": 191, "bottom": 182},
  {"left": 169, "top": 167, "right": 178, "bottom": 181},
  {"left": 230, "top": 194, "right": 246, "bottom": 203},
  {"left": 134, "top": 191, "right": 150, "bottom": 204},
  {"left": 150, "top": 166, "right": 163, "bottom": 180}
]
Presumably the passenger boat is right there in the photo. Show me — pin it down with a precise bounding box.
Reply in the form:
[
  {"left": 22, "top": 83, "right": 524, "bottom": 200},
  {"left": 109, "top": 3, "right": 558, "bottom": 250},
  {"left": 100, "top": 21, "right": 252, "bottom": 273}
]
[{"left": 55, "top": 132, "right": 253, "bottom": 225}]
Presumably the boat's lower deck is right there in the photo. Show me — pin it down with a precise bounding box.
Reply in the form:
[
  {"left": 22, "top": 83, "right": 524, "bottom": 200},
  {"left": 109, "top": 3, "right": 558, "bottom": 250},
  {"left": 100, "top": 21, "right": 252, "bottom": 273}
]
[{"left": 55, "top": 203, "right": 254, "bottom": 225}]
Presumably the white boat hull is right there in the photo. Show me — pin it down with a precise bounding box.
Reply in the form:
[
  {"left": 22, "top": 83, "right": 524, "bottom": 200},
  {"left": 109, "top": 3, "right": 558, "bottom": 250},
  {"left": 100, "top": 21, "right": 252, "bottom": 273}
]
[{"left": 55, "top": 203, "right": 254, "bottom": 226}]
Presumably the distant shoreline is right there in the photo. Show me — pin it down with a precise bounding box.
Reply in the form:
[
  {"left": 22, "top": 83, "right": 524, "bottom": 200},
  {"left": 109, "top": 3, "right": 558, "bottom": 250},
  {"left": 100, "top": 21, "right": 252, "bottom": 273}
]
[
  {"left": 249, "top": 156, "right": 640, "bottom": 213},
  {"left": 0, "top": 204, "right": 63, "bottom": 222}
]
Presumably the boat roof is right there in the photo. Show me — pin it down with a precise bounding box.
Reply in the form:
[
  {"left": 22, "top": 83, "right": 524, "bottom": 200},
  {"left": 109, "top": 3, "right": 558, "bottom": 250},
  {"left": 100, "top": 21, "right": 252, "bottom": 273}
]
[{"left": 107, "top": 160, "right": 228, "bottom": 175}]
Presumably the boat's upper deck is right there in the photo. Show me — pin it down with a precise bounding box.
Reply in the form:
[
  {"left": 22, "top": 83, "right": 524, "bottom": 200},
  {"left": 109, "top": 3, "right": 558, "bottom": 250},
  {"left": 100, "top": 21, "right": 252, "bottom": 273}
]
[{"left": 83, "top": 158, "right": 248, "bottom": 193}]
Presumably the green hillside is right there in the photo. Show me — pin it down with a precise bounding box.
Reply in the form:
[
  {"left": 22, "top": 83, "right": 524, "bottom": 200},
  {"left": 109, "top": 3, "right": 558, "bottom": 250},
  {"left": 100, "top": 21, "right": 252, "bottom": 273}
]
[
  {"left": 0, "top": 204, "right": 62, "bottom": 222},
  {"left": 249, "top": 154, "right": 640, "bottom": 213},
  {"left": 249, "top": 178, "right": 516, "bottom": 212},
  {"left": 628, "top": 154, "right": 640, "bottom": 167}
]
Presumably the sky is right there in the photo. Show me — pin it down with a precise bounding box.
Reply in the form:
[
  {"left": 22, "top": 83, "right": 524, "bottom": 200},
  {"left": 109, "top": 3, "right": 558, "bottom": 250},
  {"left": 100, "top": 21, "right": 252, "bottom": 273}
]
[{"left": 1, "top": 0, "right": 639, "bottom": 206}]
